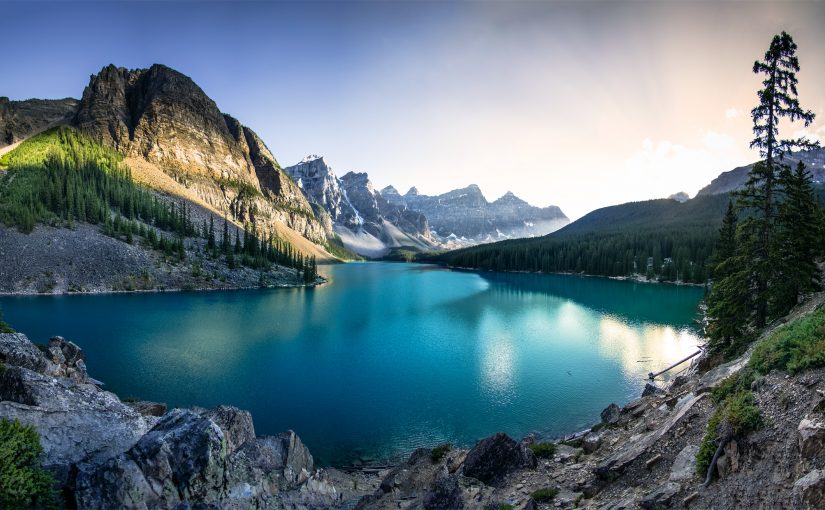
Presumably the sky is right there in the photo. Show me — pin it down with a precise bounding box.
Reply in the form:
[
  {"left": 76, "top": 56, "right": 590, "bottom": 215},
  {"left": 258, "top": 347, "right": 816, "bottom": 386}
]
[{"left": 3, "top": 0, "right": 825, "bottom": 220}]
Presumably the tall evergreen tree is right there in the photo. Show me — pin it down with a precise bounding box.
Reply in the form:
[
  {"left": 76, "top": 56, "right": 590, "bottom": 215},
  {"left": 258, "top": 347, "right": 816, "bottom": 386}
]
[{"left": 737, "top": 31, "right": 817, "bottom": 327}]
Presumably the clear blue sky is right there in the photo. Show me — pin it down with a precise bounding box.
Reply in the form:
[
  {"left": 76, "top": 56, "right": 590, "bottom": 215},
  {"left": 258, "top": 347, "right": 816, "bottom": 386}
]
[{"left": 4, "top": 1, "right": 825, "bottom": 219}]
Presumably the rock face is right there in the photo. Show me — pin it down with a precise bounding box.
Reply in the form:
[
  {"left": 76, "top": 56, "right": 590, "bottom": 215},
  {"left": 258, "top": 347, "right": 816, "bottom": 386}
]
[
  {"left": 285, "top": 156, "right": 436, "bottom": 257},
  {"left": 462, "top": 432, "right": 537, "bottom": 487},
  {"left": 697, "top": 147, "right": 825, "bottom": 196},
  {"left": 383, "top": 185, "right": 568, "bottom": 246},
  {"left": 0, "top": 333, "right": 155, "bottom": 483},
  {"left": 0, "top": 97, "right": 78, "bottom": 147},
  {"left": 72, "top": 64, "right": 326, "bottom": 244}
]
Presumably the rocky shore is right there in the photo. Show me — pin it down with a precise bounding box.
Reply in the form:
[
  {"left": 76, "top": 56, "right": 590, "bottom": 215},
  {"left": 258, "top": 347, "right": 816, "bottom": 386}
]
[{"left": 1, "top": 296, "right": 823, "bottom": 509}]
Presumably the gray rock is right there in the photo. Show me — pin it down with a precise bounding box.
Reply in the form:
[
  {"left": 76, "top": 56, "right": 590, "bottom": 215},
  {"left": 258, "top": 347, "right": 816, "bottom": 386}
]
[
  {"left": 642, "top": 383, "right": 664, "bottom": 397},
  {"left": 793, "top": 469, "right": 825, "bottom": 509},
  {"left": 640, "top": 481, "right": 681, "bottom": 509},
  {"left": 0, "top": 332, "right": 49, "bottom": 373},
  {"left": 798, "top": 415, "right": 825, "bottom": 462},
  {"left": 423, "top": 474, "right": 464, "bottom": 509},
  {"left": 696, "top": 354, "right": 749, "bottom": 394},
  {"left": 669, "top": 444, "right": 699, "bottom": 482},
  {"left": 198, "top": 405, "right": 256, "bottom": 454},
  {"left": 0, "top": 358, "right": 152, "bottom": 479},
  {"left": 463, "top": 432, "right": 537, "bottom": 486},
  {"left": 583, "top": 430, "right": 604, "bottom": 453},
  {"left": 600, "top": 403, "right": 621, "bottom": 425}
]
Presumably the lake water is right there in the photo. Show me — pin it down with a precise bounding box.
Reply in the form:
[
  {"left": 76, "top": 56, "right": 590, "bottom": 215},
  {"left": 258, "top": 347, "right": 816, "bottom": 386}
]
[{"left": 0, "top": 263, "right": 704, "bottom": 466}]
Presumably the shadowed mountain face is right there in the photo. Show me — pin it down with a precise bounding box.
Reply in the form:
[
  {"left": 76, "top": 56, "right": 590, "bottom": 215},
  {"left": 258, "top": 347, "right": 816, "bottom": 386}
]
[
  {"left": 697, "top": 147, "right": 825, "bottom": 196},
  {"left": 382, "top": 184, "right": 569, "bottom": 246},
  {"left": 285, "top": 157, "right": 435, "bottom": 257},
  {"left": 71, "top": 64, "right": 326, "bottom": 244},
  {"left": 0, "top": 97, "right": 78, "bottom": 147}
]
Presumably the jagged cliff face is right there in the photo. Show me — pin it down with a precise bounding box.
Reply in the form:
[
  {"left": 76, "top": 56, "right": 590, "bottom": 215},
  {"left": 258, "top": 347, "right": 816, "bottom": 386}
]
[
  {"left": 72, "top": 64, "right": 326, "bottom": 244},
  {"left": 697, "top": 147, "right": 825, "bottom": 196},
  {"left": 0, "top": 97, "right": 78, "bottom": 147},
  {"left": 383, "top": 185, "right": 569, "bottom": 246},
  {"left": 285, "top": 157, "right": 435, "bottom": 257}
]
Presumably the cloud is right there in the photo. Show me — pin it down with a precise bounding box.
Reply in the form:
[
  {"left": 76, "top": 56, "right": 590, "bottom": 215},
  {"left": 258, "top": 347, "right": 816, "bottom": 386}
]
[
  {"left": 792, "top": 128, "right": 822, "bottom": 144},
  {"left": 725, "top": 107, "right": 741, "bottom": 119}
]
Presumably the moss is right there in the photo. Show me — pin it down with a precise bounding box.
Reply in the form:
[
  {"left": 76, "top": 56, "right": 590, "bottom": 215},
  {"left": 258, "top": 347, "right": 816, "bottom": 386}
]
[
  {"left": 430, "top": 443, "right": 451, "bottom": 463},
  {"left": 530, "top": 487, "right": 559, "bottom": 502},
  {"left": 0, "top": 418, "right": 57, "bottom": 508},
  {"left": 527, "top": 442, "right": 557, "bottom": 458},
  {"left": 750, "top": 305, "right": 825, "bottom": 375}
]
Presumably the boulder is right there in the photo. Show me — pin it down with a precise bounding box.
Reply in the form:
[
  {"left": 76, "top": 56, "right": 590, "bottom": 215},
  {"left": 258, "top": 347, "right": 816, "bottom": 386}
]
[
  {"left": 640, "top": 481, "right": 681, "bottom": 510},
  {"left": 0, "top": 360, "right": 153, "bottom": 482},
  {"left": 422, "top": 474, "right": 464, "bottom": 509},
  {"left": 463, "top": 432, "right": 537, "bottom": 486},
  {"left": 669, "top": 444, "right": 699, "bottom": 482},
  {"left": 696, "top": 354, "right": 749, "bottom": 394},
  {"left": 600, "top": 403, "right": 621, "bottom": 425},
  {"left": 642, "top": 383, "right": 664, "bottom": 397},
  {"left": 47, "top": 336, "right": 89, "bottom": 382},
  {"left": 198, "top": 405, "right": 256, "bottom": 454},
  {"left": 793, "top": 469, "right": 825, "bottom": 509},
  {"left": 798, "top": 415, "right": 825, "bottom": 462},
  {"left": 0, "top": 333, "right": 50, "bottom": 373},
  {"left": 716, "top": 440, "right": 740, "bottom": 479}
]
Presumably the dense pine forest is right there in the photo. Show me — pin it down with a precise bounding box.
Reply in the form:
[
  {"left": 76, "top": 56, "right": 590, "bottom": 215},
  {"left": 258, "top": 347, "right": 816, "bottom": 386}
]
[
  {"left": 435, "top": 193, "right": 732, "bottom": 283},
  {"left": 0, "top": 127, "right": 318, "bottom": 282}
]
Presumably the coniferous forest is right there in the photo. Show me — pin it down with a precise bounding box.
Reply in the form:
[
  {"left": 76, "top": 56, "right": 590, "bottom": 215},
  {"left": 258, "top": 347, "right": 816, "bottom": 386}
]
[{"left": 0, "top": 127, "right": 318, "bottom": 282}]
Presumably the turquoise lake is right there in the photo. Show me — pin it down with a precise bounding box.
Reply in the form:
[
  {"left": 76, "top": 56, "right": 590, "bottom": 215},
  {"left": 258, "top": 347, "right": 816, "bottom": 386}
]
[{"left": 0, "top": 263, "right": 705, "bottom": 466}]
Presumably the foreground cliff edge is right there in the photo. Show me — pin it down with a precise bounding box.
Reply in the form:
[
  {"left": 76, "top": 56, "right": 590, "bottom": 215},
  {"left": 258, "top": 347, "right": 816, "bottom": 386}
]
[{"left": 0, "top": 295, "right": 823, "bottom": 509}]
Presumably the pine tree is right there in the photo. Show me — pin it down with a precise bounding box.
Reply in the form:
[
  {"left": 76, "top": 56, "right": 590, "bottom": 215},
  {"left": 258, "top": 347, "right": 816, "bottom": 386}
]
[
  {"left": 207, "top": 216, "right": 216, "bottom": 250},
  {"left": 706, "top": 201, "right": 751, "bottom": 353},
  {"left": 737, "top": 31, "right": 817, "bottom": 327},
  {"left": 221, "top": 217, "right": 230, "bottom": 254},
  {"left": 772, "top": 161, "right": 824, "bottom": 316}
]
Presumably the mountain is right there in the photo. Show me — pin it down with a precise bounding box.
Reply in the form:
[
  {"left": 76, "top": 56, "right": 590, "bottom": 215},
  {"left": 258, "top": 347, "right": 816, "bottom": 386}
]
[
  {"left": 72, "top": 64, "right": 327, "bottom": 253},
  {"left": 382, "top": 185, "right": 569, "bottom": 246},
  {"left": 697, "top": 147, "right": 825, "bottom": 196},
  {"left": 0, "top": 97, "right": 78, "bottom": 147},
  {"left": 285, "top": 156, "right": 436, "bottom": 257}
]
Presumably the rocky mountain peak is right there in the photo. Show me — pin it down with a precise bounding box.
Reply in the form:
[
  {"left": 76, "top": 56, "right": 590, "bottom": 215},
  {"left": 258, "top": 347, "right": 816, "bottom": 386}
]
[
  {"left": 493, "top": 191, "right": 526, "bottom": 205},
  {"left": 405, "top": 186, "right": 420, "bottom": 197}
]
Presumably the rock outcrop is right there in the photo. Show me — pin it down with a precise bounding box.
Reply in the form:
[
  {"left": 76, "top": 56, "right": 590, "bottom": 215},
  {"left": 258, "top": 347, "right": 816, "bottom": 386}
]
[
  {"left": 0, "top": 97, "right": 78, "bottom": 148},
  {"left": 383, "top": 185, "right": 568, "bottom": 246},
  {"left": 0, "top": 332, "right": 372, "bottom": 509},
  {"left": 72, "top": 64, "right": 326, "bottom": 244}
]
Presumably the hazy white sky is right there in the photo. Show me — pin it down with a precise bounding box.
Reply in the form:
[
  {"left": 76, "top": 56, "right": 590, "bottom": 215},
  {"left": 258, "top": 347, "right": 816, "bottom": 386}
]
[{"left": 4, "top": 1, "right": 825, "bottom": 220}]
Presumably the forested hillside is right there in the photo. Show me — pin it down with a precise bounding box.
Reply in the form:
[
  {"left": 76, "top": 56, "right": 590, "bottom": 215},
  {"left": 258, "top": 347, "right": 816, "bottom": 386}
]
[
  {"left": 0, "top": 127, "right": 318, "bottom": 285},
  {"left": 436, "top": 194, "right": 733, "bottom": 283}
]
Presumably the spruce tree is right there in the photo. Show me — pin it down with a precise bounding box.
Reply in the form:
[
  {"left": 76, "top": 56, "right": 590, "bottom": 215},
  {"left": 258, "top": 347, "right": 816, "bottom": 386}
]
[
  {"left": 737, "top": 31, "right": 817, "bottom": 327},
  {"left": 772, "top": 161, "right": 824, "bottom": 315}
]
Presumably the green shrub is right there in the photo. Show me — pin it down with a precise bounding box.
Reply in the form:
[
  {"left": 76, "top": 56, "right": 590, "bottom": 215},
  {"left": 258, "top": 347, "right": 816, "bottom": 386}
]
[
  {"left": 430, "top": 443, "right": 451, "bottom": 463},
  {"left": 498, "top": 504, "right": 514, "bottom": 510},
  {"left": 696, "top": 390, "right": 761, "bottom": 475},
  {"left": 530, "top": 487, "right": 559, "bottom": 502},
  {"left": 527, "top": 442, "right": 557, "bottom": 458},
  {"left": 0, "top": 418, "right": 56, "bottom": 508},
  {"left": 751, "top": 305, "right": 825, "bottom": 375}
]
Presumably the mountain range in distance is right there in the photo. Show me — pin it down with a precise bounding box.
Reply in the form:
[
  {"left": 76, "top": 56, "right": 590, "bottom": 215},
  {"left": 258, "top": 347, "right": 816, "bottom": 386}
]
[{"left": 283, "top": 155, "right": 569, "bottom": 257}]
